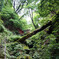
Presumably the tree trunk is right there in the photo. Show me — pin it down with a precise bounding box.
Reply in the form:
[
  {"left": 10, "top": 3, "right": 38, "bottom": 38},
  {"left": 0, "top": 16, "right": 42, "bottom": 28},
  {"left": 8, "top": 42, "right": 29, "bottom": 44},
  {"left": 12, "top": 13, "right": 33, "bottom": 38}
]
[
  {"left": 15, "top": 21, "right": 52, "bottom": 43},
  {"left": 29, "top": 9, "right": 37, "bottom": 29}
]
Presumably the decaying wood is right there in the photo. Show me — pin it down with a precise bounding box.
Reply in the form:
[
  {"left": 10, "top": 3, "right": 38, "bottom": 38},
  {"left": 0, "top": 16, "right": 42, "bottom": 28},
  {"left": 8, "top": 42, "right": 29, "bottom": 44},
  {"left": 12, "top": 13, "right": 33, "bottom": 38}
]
[{"left": 15, "top": 21, "right": 52, "bottom": 43}]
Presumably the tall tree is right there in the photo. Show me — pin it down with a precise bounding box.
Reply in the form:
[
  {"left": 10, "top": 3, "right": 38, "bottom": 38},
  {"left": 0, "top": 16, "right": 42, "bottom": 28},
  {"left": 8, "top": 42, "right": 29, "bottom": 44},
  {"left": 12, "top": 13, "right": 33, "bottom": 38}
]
[{"left": 29, "top": 9, "right": 37, "bottom": 29}]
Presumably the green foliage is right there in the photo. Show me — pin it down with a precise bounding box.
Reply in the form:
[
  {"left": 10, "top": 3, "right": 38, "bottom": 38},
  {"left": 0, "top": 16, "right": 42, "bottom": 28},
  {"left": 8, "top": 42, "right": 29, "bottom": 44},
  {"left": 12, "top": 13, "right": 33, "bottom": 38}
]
[
  {"left": 1, "top": 6, "right": 28, "bottom": 31},
  {"left": 38, "top": 0, "right": 59, "bottom": 17},
  {"left": 4, "top": 0, "right": 12, "bottom": 7},
  {"left": 1, "top": 6, "right": 19, "bottom": 20},
  {"left": 0, "top": 0, "right": 59, "bottom": 59},
  {"left": 0, "top": 0, "right": 4, "bottom": 12}
]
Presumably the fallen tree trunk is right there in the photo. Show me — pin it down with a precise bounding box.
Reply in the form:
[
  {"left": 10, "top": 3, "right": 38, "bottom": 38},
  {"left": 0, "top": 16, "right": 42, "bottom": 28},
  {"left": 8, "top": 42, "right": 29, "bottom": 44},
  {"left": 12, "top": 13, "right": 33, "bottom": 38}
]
[{"left": 16, "top": 21, "right": 52, "bottom": 43}]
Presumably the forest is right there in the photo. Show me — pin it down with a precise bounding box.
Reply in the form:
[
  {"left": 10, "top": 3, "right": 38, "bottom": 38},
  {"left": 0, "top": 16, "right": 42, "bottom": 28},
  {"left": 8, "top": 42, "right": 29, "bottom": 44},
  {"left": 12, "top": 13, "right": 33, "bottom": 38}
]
[{"left": 0, "top": 0, "right": 59, "bottom": 59}]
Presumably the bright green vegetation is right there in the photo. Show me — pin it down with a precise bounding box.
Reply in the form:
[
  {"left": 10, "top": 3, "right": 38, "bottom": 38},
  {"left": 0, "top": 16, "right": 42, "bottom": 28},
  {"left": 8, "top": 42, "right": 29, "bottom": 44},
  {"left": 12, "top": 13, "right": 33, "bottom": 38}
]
[{"left": 0, "top": 0, "right": 59, "bottom": 59}]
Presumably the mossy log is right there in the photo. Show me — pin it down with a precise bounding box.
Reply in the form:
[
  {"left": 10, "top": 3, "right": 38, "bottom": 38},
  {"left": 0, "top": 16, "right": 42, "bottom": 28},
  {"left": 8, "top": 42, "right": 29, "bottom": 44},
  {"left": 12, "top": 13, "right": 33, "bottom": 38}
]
[
  {"left": 16, "top": 21, "right": 52, "bottom": 43},
  {"left": 16, "top": 12, "right": 59, "bottom": 43}
]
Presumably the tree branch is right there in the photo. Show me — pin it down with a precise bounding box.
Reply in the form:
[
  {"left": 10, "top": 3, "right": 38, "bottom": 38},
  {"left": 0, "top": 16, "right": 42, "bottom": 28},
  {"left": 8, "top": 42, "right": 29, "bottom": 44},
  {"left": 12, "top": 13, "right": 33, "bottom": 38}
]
[
  {"left": 16, "top": 4, "right": 21, "bottom": 12},
  {"left": 19, "top": 13, "right": 27, "bottom": 20},
  {"left": 17, "top": 4, "right": 24, "bottom": 13},
  {"left": 13, "top": 1, "right": 15, "bottom": 10}
]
